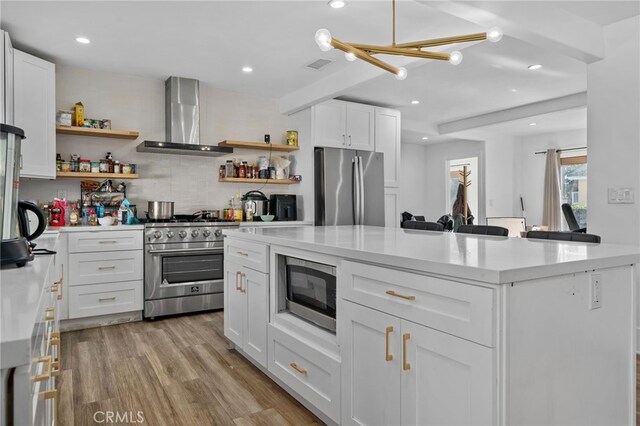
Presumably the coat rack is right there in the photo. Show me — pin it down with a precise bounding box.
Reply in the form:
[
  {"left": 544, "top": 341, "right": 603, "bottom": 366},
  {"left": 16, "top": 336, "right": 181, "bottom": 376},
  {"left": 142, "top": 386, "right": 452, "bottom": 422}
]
[{"left": 458, "top": 166, "right": 472, "bottom": 224}]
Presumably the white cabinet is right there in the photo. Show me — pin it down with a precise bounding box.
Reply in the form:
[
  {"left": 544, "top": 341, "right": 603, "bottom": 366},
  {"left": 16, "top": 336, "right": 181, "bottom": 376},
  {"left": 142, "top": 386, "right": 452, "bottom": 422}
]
[
  {"left": 375, "top": 107, "right": 401, "bottom": 187},
  {"left": 14, "top": 49, "right": 55, "bottom": 179},
  {"left": 384, "top": 187, "right": 399, "bottom": 228},
  {"left": 312, "top": 100, "right": 374, "bottom": 151},
  {"left": 341, "top": 301, "right": 494, "bottom": 426},
  {"left": 224, "top": 260, "right": 269, "bottom": 367}
]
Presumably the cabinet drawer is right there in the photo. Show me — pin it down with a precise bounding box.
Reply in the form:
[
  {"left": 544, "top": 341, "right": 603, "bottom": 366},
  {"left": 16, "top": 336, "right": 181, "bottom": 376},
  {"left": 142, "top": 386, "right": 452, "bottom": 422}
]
[
  {"left": 68, "top": 230, "right": 143, "bottom": 253},
  {"left": 341, "top": 261, "right": 495, "bottom": 347},
  {"left": 268, "top": 324, "right": 340, "bottom": 423},
  {"left": 225, "top": 239, "right": 269, "bottom": 273},
  {"left": 69, "top": 250, "right": 143, "bottom": 285},
  {"left": 68, "top": 280, "right": 143, "bottom": 319}
]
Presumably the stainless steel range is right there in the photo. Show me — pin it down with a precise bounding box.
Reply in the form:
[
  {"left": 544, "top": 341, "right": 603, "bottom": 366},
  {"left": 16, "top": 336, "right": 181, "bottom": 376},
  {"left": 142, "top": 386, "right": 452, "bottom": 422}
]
[{"left": 143, "top": 219, "right": 239, "bottom": 319}]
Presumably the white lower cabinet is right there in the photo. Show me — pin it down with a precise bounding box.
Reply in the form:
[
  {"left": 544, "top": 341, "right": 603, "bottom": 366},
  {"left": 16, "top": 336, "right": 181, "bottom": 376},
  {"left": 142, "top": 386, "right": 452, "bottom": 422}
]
[
  {"left": 224, "top": 260, "right": 268, "bottom": 367},
  {"left": 68, "top": 280, "right": 143, "bottom": 319},
  {"left": 341, "top": 301, "right": 495, "bottom": 426}
]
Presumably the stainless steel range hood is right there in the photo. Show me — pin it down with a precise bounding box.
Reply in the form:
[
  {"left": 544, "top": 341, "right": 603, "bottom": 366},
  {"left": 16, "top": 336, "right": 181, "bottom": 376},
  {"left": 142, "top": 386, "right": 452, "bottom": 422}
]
[{"left": 137, "top": 76, "right": 232, "bottom": 157}]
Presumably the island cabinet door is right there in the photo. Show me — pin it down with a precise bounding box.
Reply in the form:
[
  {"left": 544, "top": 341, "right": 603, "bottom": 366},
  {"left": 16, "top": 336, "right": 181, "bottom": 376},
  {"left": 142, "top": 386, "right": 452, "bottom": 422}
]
[
  {"left": 341, "top": 301, "right": 401, "bottom": 426},
  {"left": 242, "top": 267, "right": 268, "bottom": 367},
  {"left": 224, "top": 261, "right": 245, "bottom": 348},
  {"left": 400, "top": 319, "right": 495, "bottom": 426}
]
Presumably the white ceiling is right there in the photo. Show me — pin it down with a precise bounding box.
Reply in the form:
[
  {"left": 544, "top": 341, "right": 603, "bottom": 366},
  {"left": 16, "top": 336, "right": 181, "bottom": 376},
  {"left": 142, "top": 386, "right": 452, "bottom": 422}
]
[{"left": 2, "top": 0, "right": 637, "bottom": 138}]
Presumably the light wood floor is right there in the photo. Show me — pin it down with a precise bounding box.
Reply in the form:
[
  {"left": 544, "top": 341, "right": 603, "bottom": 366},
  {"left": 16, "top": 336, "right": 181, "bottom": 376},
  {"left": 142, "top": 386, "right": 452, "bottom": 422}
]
[{"left": 58, "top": 311, "right": 322, "bottom": 426}]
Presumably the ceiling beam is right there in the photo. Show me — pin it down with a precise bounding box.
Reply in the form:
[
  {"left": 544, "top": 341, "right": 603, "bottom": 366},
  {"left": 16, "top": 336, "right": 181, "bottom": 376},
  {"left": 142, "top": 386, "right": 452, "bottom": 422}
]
[
  {"left": 438, "top": 92, "right": 587, "bottom": 135},
  {"left": 418, "top": 1, "right": 605, "bottom": 64}
]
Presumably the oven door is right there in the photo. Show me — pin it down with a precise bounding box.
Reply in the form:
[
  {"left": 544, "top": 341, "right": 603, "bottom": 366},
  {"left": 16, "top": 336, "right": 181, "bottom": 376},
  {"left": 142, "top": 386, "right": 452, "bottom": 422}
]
[{"left": 145, "top": 242, "right": 224, "bottom": 300}]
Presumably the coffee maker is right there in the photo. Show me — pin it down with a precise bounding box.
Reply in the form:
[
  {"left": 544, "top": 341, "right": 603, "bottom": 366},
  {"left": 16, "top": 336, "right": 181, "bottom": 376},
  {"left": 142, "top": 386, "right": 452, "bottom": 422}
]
[{"left": 1, "top": 124, "right": 45, "bottom": 267}]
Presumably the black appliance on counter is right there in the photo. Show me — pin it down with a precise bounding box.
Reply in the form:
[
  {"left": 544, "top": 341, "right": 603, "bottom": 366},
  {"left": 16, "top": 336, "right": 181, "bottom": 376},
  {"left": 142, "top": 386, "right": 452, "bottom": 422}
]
[
  {"left": 270, "top": 194, "right": 297, "bottom": 221},
  {"left": 1, "top": 201, "right": 47, "bottom": 268}
]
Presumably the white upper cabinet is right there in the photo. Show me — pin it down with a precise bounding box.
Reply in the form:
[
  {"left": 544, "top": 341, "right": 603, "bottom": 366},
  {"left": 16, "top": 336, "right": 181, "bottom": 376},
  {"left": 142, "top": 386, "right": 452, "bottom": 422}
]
[
  {"left": 14, "top": 49, "right": 55, "bottom": 179},
  {"left": 312, "top": 99, "right": 347, "bottom": 149},
  {"left": 375, "top": 107, "right": 401, "bottom": 187},
  {"left": 345, "top": 102, "right": 375, "bottom": 151},
  {"left": 312, "top": 100, "right": 375, "bottom": 151}
]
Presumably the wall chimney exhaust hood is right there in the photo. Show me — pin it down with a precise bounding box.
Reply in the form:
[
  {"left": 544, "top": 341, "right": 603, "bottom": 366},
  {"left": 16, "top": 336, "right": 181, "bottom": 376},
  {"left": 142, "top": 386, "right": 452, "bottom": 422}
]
[{"left": 136, "top": 76, "right": 233, "bottom": 157}]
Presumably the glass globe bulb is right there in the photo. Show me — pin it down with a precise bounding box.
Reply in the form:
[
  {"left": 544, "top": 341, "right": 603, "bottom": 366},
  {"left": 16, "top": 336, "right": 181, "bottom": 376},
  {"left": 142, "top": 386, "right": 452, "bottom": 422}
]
[
  {"left": 345, "top": 52, "right": 356, "bottom": 62},
  {"left": 315, "top": 29, "right": 333, "bottom": 52},
  {"left": 395, "top": 67, "right": 408, "bottom": 80},
  {"left": 449, "top": 51, "right": 463, "bottom": 65},
  {"left": 487, "top": 27, "right": 503, "bottom": 43}
]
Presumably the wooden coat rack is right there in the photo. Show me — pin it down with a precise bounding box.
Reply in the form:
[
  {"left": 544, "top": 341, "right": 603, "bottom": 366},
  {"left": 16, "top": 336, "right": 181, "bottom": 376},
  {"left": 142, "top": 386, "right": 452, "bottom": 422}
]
[{"left": 458, "top": 166, "right": 472, "bottom": 224}]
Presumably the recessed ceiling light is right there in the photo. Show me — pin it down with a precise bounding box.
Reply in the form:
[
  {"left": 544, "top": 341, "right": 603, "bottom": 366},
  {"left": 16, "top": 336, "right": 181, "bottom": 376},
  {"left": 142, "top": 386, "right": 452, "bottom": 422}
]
[
  {"left": 529, "top": 122, "right": 537, "bottom": 126},
  {"left": 411, "top": 100, "right": 420, "bottom": 105},
  {"left": 242, "top": 66, "right": 253, "bottom": 73},
  {"left": 422, "top": 136, "right": 429, "bottom": 140},
  {"left": 511, "top": 88, "right": 518, "bottom": 93},
  {"left": 328, "top": 0, "right": 346, "bottom": 8},
  {"left": 528, "top": 64, "right": 542, "bottom": 70},
  {"left": 75, "top": 37, "right": 90, "bottom": 44}
]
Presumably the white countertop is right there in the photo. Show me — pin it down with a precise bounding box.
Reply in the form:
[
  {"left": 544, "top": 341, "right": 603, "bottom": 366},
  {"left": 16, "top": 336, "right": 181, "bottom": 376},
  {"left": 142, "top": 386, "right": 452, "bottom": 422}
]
[
  {"left": 238, "top": 220, "right": 313, "bottom": 228},
  {"left": 0, "top": 234, "right": 59, "bottom": 369},
  {"left": 49, "top": 224, "right": 144, "bottom": 232},
  {"left": 226, "top": 226, "right": 640, "bottom": 284}
]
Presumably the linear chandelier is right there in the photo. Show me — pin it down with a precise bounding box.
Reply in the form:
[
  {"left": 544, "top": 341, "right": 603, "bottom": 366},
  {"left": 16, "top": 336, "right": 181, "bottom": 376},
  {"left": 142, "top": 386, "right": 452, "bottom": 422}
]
[{"left": 314, "top": 0, "right": 503, "bottom": 80}]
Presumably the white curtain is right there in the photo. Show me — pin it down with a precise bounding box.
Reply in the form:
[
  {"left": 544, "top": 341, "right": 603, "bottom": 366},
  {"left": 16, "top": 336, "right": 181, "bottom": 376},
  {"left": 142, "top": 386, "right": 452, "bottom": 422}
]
[{"left": 542, "top": 148, "right": 562, "bottom": 231}]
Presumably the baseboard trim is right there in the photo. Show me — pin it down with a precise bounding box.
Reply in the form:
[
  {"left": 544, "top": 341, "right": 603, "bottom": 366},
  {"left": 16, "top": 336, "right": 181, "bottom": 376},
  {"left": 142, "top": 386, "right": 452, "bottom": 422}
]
[{"left": 61, "top": 311, "right": 142, "bottom": 332}]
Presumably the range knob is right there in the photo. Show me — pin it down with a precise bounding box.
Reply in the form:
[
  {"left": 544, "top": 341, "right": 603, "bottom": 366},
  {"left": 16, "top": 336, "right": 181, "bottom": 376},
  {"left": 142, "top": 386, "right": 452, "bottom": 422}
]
[
  {"left": 153, "top": 231, "right": 162, "bottom": 239},
  {"left": 166, "top": 231, "right": 175, "bottom": 238},
  {"left": 202, "top": 230, "right": 211, "bottom": 237},
  {"left": 179, "top": 230, "right": 187, "bottom": 238},
  {"left": 191, "top": 230, "right": 199, "bottom": 237},
  {"left": 214, "top": 229, "right": 223, "bottom": 238}
]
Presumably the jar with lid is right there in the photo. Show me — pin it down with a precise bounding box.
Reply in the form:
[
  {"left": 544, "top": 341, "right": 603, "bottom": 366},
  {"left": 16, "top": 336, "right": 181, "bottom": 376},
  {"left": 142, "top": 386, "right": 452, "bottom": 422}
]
[
  {"left": 239, "top": 161, "right": 247, "bottom": 179},
  {"left": 225, "top": 160, "right": 234, "bottom": 178},
  {"left": 246, "top": 163, "right": 254, "bottom": 179},
  {"left": 114, "top": 160, "right": 121, "bottom": 174},
  {"left": 91, "top": 161, "right": 100, "bottom": 173},
  {"left": 79, "top": 159, "right": 91, "bottom": 172},
  {"left": 219, "top": 165, "right": 226, "bottom": 179},
  {"left": 99, "top": 159, "right": 109, "bottom": 173}
]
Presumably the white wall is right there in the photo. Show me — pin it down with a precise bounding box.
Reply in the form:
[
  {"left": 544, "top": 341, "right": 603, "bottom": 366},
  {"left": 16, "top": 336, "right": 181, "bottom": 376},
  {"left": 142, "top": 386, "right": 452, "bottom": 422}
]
[
  {"left": 422, "top": 139, "right": 485, "bottom": 223},
  {"left": 485, "top": 134, "right": 517, "bottom": 218},
  {"left": 513, "top": 129, "right": 587, "bottom": 227},
  {"left": 587, "top": 16, "right": 640, "bottom": 246},
  {"left": 20, "top": 64, "right": 294, "bottom": 214},
  {"left": 398, "top": 142, "right": 427, "bottom": 216}
]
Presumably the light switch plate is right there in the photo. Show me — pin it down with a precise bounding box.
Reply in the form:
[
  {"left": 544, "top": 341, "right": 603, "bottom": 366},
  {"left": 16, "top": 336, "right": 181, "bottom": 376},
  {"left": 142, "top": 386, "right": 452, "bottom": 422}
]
[{"left": 608, "top": 187, "right": 634, "bottom": 204}]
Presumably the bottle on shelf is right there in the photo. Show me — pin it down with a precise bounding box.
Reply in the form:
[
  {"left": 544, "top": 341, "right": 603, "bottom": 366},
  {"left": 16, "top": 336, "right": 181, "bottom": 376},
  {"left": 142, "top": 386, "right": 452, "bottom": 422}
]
[{"left": 106, "top": 152, "right": 115, "bottom": 173}]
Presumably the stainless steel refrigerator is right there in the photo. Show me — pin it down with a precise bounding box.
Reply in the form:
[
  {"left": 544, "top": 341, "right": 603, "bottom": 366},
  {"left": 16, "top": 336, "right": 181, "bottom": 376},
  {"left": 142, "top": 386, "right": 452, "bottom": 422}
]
[{"left": 314, "top": 147, "right": 385, "bottom": 226}]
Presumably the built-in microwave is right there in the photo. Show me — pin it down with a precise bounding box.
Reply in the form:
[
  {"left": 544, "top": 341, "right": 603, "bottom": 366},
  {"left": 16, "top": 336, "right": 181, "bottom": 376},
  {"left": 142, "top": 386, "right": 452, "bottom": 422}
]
[{"left": 277, "top": 255, "right": 337, "bottom": 333}]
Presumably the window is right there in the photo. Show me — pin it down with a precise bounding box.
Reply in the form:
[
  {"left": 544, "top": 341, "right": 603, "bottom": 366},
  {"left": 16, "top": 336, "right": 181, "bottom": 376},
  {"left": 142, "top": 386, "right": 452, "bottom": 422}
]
[{"left": 560, "top": 155, "right": 587, "bottom": 230}]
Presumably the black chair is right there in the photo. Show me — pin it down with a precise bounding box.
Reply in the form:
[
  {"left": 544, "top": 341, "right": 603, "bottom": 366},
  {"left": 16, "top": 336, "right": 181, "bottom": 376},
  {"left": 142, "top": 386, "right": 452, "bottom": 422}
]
[
  {"left": 456, "top": 224, "right": 509, "bottom": 237},
  {"left": 526, "top": 230, "right": 601, "bottom": 243},
  {"left": 401, "top": 221, "right": 444, "bottom": 232},
  {"left": 562, "top": 203, "right": 586, "bottom": 233}
]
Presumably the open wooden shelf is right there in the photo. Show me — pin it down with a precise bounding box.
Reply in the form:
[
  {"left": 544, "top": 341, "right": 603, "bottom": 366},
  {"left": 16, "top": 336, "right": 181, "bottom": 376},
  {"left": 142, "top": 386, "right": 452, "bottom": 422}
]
[
  {"left": 218, "top": 140, "right": 299, "bottom": 152},
  {"left": 57, "top": 172, "right": 139, "bottom": 179},
  {"left": 218, "top": 177, "right": 299, "bottom": 185},
  {"left": 56, "top": 126, "right": 139, "bottom": 140}
]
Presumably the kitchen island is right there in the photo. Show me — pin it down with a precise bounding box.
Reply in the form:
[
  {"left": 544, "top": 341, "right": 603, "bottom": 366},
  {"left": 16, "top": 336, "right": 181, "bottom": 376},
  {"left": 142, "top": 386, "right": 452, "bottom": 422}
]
[{"left": 224, "top": 225, "right": 638, "bottom": 425}]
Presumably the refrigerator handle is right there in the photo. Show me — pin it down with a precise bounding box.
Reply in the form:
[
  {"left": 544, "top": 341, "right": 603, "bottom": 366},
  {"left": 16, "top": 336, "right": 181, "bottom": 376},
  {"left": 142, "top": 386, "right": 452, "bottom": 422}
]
[
  {"left": 352, "top": 156, "right": 360, "bottom": 225},
  {"left": 358, "top": 156, "right": 365, "bottom": 224}
]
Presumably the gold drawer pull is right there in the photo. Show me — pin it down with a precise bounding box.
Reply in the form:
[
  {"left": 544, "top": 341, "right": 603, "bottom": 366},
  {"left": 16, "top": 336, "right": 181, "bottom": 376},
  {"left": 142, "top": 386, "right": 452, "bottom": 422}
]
[
  {"left": 32, "top": 356, "right": 52, "bottom": 382},
  {"left": 98, "top": 297, "right": 116, "bottom": 302},
  {"left": 235, "top": 271, "right": 242, "bottom": 291},
  {"left": 289, "top": 362, "right": 307, "bottom": 376},
  {"left": 385, "top": 326, "right": 394, "bottom": 361},
  {"left": 57, "top": 265, "right": 64, "bottom": 301},
  {"left": 44, "top": 307, "right": 56, "bottom": 321},
  {"left": 386, "top": 290, "right": 416, "bottom": 301},
  {"left": 239, "top": 272, "right": 246, "bottom": 293},
  {"left": 39, "top": 389, "right": 57, "bottom": 400},
  {"left": 50, "top": 283, "right": 59, "bottom": 293},
  {"left": 98, "top": 265, "right": 116, "bottom": 270},
  {"left": 98, "top": 240, "right": 118, "bottom": 244},
  {"left": 236, "top": 251, "right": 249, "bottom": 257},
  {"left": 50, "top": 332, "right": 61, "bottom": 376},
  {"left": 402, "top": 333, "right": 411, "bottom": 371}
]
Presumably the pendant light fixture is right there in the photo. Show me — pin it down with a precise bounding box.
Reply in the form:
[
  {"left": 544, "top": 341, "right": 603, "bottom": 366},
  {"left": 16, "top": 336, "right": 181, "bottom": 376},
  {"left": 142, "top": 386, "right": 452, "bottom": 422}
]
[{"left": 315, "top": 0, "right": 503, "bottom": 80}]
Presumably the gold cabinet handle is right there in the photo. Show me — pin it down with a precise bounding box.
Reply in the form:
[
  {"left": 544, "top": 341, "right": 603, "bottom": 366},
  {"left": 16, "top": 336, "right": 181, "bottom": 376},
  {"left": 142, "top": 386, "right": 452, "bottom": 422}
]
[
  {"left": 50, "top": 332, "right": 61, "bottom": 376},
  {"left": 289, "top": 362, "right": 307, "bottom": 376},
  {"left": 235, "top": 271, "right": 242, "bottom": 291},
  {"left": 98, "top": 265, "right": 116, "bottom": 270},
  {"left": 239, "top": 272, "right": 246, "bottom": 293},
  {"left": 402, "top": 333, "right": 411, "bottom": 371},
  {"left": 57, "top": 279, "right": 63, "bottom": 301},
  {"left": 32, "top": 355, "right": 52, "bottom": 382},
  {"left": 386, "top": 290, "right": 416, "bottom": 301},
  {"left": 98, "top": 297, "right": 116, "bottom": 302},
  {"left": 57, "top": 264, "right": 64, "bottom": 301},
  {"left": 236, "top": 251, "right": 249, "bottom": 257},
  {"left": 50, "top": 283, "right": 59, "bottom": 293},
  {"left": 39, "top": 389, "right": 57, "bottom": 400},
  {"left": 385, "top": 326, "right": 394, "bottom": 361},
  {"left": 44, "top": 306, "right": 56, "bottom": 321}
]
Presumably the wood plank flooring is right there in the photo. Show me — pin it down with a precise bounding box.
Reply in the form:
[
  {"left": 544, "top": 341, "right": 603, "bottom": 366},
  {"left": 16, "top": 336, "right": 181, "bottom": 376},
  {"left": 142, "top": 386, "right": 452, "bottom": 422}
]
[{"left": 58, "top": 311, "right": 322, "bottom": 426}]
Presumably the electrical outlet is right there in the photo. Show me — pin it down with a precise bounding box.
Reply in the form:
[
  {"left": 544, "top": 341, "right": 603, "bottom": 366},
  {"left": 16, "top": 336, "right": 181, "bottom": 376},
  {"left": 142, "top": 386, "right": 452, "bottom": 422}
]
[
  {"left": 608, "top": 187, "right": 634, "bottom": 204},
  {"left": 56, "top": 190, "right": 67, "bottom": 199},
  {"left": 589, "top": 274, "right": 602, "bottom": 310}
]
